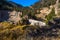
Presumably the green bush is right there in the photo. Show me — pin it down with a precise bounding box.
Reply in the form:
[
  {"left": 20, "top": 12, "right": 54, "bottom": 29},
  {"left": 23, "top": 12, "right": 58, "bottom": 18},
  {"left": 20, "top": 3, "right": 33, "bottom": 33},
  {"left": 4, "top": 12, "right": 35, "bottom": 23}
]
[{"left": 45, "top": 8, "right": 56, "bottom": 24}]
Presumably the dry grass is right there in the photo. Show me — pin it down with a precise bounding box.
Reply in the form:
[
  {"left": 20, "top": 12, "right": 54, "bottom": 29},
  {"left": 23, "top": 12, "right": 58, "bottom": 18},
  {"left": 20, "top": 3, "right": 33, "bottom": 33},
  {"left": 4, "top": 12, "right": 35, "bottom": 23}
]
[{"left": 0, "top": 22, "right": 60, "bottom": 40}]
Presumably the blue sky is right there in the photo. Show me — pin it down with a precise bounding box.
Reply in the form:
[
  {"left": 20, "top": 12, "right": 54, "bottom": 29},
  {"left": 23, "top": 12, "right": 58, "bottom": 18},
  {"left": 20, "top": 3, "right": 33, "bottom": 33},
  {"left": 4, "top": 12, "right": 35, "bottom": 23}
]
[{"left": 10, "top": 0, "right": 39, "bottom": 7}]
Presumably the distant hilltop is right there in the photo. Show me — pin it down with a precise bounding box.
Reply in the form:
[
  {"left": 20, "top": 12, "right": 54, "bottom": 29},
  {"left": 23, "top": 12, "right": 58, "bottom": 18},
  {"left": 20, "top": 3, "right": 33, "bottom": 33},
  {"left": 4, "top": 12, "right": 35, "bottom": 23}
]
[
  {"left": 0, "top": 1, "right": 23, "bottom": 11},
  {"left": 0, "top": 0, "right": 58, "bottom": 10}
]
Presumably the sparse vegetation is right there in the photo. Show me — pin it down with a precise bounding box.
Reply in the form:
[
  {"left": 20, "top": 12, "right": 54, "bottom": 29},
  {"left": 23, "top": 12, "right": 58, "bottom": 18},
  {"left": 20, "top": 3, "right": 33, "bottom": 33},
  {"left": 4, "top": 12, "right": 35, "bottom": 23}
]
[
  {"left": 0, "top": 0, "right": 60, "bottom": 40},
  {"left": 0, "top": 20, "right": 60, "bottom": 40},
  {"left": 45, "top": 8, "right": 56, "bottom": 24}
]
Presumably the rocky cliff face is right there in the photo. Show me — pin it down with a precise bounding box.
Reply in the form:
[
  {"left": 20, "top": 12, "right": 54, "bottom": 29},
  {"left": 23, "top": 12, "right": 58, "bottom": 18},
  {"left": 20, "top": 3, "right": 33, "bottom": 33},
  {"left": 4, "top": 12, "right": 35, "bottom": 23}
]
[
  {"left": 8, "top": 10, "right": 22, "bottom": 24},
  {"left": 0, "top": 10, "right": 22, "bottom": 24}
]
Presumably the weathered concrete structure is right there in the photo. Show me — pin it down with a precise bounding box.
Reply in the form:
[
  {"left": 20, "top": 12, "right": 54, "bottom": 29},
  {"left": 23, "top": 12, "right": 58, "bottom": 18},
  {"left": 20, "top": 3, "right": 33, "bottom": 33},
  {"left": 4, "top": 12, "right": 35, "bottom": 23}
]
[{"left": 29, "top": 19, "right": 46, "bottom": 27}]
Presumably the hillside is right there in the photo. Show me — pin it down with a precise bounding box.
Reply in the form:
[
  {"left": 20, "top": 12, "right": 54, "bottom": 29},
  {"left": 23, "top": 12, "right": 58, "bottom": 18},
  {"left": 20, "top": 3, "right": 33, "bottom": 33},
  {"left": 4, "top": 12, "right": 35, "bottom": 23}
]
[
  {"left": 32, "top": 0, "right": 56, "bottom": 8},
  {"left": 0, "top": 18, "right": 60, "bottom": 40},
  {"left": 0, "top": 0, "right": 60, "bottom": 40},
  {"left": 0, "top": 1, "right": 23, "bottom": 11}
]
